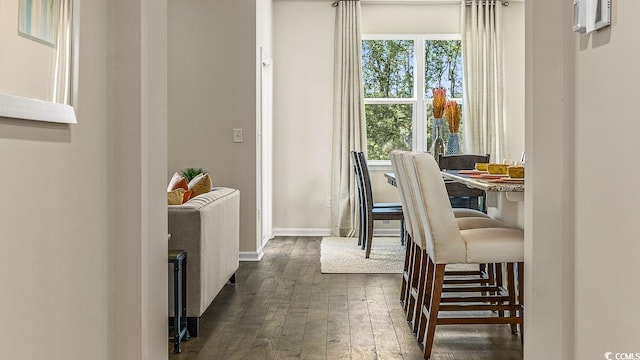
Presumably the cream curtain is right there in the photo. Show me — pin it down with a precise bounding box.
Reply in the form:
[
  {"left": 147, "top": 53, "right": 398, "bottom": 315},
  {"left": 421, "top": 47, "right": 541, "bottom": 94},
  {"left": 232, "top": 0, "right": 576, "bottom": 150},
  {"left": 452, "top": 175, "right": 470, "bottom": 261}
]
[
  {"left": 461, "top": 0, "right": 505, "bottom": 161},
  {"left": 53, "top": 0, "right": 73, "bottom": 104},
  {"left": 331, "top": 0, "right": 367, "bottom": 237}
]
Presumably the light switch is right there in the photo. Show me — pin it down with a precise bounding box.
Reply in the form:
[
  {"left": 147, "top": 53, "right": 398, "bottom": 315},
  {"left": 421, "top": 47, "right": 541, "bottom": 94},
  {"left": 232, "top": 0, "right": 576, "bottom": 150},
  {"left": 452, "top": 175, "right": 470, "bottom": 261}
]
[{"left": 233, "top": 128, "right": 243, "bottom": 143}]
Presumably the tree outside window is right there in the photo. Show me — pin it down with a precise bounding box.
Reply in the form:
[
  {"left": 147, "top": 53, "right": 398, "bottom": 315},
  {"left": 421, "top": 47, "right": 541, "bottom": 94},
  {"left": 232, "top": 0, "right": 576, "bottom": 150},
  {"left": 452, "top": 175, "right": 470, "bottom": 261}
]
[{"left": 362, "top": 36, "right": 463, "bottom": 162}]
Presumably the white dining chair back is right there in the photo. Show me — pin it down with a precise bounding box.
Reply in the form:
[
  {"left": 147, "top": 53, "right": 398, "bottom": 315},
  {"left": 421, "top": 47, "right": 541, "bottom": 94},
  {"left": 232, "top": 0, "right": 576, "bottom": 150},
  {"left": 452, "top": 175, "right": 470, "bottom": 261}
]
[
  {"left": 409, "top": 152, "right": 466, "bottom": 264},
  {"left": 391, "top": 151, "right": 423, "bottom": 247}
]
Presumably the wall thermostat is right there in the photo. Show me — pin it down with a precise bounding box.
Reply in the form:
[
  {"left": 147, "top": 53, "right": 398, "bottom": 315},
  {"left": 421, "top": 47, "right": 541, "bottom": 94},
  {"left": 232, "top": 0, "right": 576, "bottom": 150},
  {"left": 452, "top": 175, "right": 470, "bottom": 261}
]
[{"left": 592, "top": 0, "right": 611, "bottom": 31}]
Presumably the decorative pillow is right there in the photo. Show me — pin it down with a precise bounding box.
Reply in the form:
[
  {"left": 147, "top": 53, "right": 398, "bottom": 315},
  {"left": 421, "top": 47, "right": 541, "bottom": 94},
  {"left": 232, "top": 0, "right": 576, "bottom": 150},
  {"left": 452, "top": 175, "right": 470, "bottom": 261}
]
[
  {"left": 182, "top": 190, "right": 192, "bottom": 203},
  {"left": 172, "top": 178, "right": 188, "bottom": 192},
  {"left": 188, "top": 173, "right": 204, "bottom": 187},
  {"left": 167, "top": 172, "right": 187, "bottom": 192},
  {"left": 168, "top": 188, "right": 186, "bottom": 205},
  {"left": 188, "top": 173, "right": 212, "bottom": 198}
]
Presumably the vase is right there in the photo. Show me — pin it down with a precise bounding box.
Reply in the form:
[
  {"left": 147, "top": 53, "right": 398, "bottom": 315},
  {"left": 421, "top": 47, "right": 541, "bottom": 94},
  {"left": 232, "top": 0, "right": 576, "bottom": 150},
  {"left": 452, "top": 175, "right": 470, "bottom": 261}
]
[
  {"left": 431, "top": 118, "right": 442, "bottom": 144},
  {"left": 447, "top": 133, "right": 460, "bottom": 155},
  {"left": 431, "top": 118, "right": 445, "bottom": 161}
]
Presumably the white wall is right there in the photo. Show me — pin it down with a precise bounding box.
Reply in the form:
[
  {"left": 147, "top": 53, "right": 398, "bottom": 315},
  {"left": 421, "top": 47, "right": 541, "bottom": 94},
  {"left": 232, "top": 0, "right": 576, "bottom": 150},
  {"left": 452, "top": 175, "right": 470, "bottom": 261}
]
[
  {"left": 0, "top": 0, "right": 56, "bottom": 101},
  {"left": 0, "top": 0, "right": 169, "bottom": 358},
  {"left": 273, "top": 1, "right": 525, "bottom": 234},
  {"left": 273, "top": 1, "right": 335, "bottom": 234},
  {"left": 168, "top": 0, "right": 258, "bottom": 254},
  {"left": 502, "top": 1, "right": 525, "bottom": 161},
  {"left": 572, "top": 1, "right": 640, "bottom": 357},
  {"left": 362, "top": 3, "right": 459, "bottom": 33},
  {"left": 0, "top": 0, "right": 108, "bottom": 358},
  {"left": 471, "top": 2, "right": 524, "bottom": 229}
]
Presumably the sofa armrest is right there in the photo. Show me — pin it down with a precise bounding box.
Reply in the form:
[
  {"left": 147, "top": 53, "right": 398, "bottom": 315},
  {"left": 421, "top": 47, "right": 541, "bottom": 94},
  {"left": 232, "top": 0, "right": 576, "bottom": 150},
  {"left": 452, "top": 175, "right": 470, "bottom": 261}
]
[{"left": 168, "top": 187, "right": 240, "bottom": 318}]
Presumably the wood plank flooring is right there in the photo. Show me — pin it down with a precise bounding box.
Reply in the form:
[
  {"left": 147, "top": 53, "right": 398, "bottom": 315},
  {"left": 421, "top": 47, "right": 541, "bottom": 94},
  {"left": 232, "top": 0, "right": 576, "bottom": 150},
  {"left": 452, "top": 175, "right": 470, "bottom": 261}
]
[{"left": 169, "top": 237, "right": 523, "bottom": 360}]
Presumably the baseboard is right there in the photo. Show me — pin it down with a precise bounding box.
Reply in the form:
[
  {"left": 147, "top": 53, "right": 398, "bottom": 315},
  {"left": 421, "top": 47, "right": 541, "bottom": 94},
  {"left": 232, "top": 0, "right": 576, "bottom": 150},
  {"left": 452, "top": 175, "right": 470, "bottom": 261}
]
[
  {"left": 272, "top": 228, "right": 332, "bottom": 237},
  {"left": 261, "top": 234, "right": 273, "bottom": 248},
  {"left": 272, "top": 228, "right": 401, "bottom": 237},
  {"left": 239, "top": 250, "right": 264, "bottom": 262}
]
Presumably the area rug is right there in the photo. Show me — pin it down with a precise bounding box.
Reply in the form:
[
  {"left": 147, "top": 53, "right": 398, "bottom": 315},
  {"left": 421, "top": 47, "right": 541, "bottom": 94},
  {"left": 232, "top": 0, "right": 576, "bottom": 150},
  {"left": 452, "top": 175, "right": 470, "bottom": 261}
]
[{"left": 320, "top": 237, "right": 404, "bottom": 274}]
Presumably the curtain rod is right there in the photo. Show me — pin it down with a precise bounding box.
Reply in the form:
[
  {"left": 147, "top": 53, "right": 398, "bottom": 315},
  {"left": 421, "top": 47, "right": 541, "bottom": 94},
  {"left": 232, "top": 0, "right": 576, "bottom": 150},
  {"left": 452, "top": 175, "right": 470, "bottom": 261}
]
[{"left": 332, "top": 0, "right": 510, "bottom": 7}]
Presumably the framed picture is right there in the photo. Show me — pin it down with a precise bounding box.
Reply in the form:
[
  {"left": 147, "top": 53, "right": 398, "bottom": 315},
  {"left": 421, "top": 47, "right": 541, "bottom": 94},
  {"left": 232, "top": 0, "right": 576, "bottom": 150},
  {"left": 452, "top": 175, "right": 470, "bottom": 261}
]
[{"left": 18, "top": 0, "right": 60, "bottom": 47}]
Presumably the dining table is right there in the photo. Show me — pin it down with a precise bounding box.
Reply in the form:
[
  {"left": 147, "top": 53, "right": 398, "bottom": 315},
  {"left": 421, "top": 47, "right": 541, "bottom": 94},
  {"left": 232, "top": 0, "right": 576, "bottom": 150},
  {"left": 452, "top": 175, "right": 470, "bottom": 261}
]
[
  {"left": 384, "top": 169, "right": 524, "bottom": 207},
  {"left": 384, "top": 162, "right": 526, "bottom": 228}
]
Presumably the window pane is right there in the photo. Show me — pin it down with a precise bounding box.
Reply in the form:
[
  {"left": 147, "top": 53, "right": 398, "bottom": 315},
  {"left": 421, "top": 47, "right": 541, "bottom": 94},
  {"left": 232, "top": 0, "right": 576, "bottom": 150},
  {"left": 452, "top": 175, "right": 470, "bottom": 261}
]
[
  {"left": 424, "top": 40, "right": 462, "bottom": 99},
  {"left": 366, "top": 104, "right": 413, "bottom": 160},
  {"left": 362, "top": 40, "right": 414, "bottom": 98},
  {"left": 425, "top": 103, "right": 463, "bottom": 153}
]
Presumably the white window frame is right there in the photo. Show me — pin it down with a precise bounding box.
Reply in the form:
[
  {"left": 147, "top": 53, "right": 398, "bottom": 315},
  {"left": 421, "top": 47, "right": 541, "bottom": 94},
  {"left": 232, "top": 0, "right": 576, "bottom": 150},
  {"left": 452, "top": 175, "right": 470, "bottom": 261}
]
[{"left": 363, "top": 34, "right": 462, "bottom": 170}]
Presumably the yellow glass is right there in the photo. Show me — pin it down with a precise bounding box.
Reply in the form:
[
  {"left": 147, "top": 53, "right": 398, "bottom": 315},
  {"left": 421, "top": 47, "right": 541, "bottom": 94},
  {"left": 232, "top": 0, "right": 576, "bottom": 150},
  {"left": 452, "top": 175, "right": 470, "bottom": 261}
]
[
  {"left": 487, "top": 163, "right": 508, "bottom": 175},
  {"left": 475, "top": 163, "right": 488, "bottom": 171},
  {"left": 508, "top": 166, "right": 525, "bottom": 178}
]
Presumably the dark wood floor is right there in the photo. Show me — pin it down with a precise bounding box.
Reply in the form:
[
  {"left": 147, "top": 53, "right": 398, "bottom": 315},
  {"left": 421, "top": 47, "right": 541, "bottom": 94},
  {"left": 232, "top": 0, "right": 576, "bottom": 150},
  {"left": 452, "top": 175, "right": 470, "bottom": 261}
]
[{"left": 169, "top": 237, "right": 523, "bottom": 360}]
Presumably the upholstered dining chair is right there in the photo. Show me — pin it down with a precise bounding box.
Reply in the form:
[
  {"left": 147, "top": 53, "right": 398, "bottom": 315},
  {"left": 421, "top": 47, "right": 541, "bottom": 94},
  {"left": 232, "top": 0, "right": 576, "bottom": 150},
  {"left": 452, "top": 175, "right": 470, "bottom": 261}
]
[
  {"left": 438, "top": 153, "right": 491, "bottom": 212},
  {"left": 351, "top": 151, "right": 402, "bottom": 249},
  {"left": 394, "top": 151, "right": 513, "bottom": 334},
  {"left": 408, "top": 152, "right": 524, "bottom": 359},
  {"left": 389, "top": 151, "right": 418, "bottom": 308}
]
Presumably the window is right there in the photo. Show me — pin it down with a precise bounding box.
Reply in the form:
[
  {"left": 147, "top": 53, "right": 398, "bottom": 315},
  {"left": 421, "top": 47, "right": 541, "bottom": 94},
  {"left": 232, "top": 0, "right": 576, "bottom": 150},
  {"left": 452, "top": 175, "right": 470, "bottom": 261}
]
[{"left": 362, "top": 35, "right": 463, "bottom": 163}]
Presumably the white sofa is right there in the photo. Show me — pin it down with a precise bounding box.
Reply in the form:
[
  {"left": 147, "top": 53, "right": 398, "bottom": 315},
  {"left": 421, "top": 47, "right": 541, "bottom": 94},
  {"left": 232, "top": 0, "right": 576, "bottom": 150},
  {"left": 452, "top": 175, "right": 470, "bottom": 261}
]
[{"left": 168, "top": 187, "right": 240, "bottom": 336}]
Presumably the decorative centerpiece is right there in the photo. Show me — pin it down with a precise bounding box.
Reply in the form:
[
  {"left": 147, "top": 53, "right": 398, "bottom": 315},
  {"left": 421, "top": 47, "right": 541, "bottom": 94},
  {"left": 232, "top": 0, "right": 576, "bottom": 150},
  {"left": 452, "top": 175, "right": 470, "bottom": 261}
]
[
  {"left": 431, "top": 88, "right": 446, "bottom": 160},
  {"left": 445, "top": 100, "right": 460, "bottom": 155}
]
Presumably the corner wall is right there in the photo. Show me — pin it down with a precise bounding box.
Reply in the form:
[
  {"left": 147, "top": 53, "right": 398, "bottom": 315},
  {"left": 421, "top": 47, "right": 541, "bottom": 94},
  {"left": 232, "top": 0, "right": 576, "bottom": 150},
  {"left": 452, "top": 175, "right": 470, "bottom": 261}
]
[
  {"left": 525, "top": 0, "right": 576, "bottom": 357},
  {"left": 108, "top": 0, "right": 168, "bottom": 358}
]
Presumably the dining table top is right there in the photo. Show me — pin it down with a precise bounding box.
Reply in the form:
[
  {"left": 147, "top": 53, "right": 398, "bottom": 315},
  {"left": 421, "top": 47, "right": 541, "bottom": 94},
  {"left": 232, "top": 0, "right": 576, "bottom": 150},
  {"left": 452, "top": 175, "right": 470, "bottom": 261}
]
[
  {"left": 440, "top": 170, "right": 524, "bottom": 192},
  {"left": 384, "top": 170, "right": 525, "bottom": 193}
]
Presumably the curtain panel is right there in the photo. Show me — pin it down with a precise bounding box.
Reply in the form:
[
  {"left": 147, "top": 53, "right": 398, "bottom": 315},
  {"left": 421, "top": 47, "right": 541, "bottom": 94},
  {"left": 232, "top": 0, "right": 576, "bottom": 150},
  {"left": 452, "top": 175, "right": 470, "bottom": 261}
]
[
  {"left": 461, "top": 0, "right": 505, "bottom": 162},
  {"left": 331, "top": 0, "right": 367, "bottom": 237}
]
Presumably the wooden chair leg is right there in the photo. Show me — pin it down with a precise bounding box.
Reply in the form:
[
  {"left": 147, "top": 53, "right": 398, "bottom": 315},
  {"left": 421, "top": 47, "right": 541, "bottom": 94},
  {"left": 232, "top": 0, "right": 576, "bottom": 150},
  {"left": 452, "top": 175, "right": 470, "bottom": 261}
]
[
  {"left": 495, "top": 263, "right": 504, "bottom": 290},
  {"left": 480, "top": 263, "right": 495, "bottom": 297},
  {"left": 365, "top": 217, "right": 374, "bottom": 258},
  {"left": 495, "top": 263, "right": 504, "bottom": 317},
  {"left": 357, "top": 200, "right": 364, "bottom": 247},
  {"left": 423, "top": 264, "right": 446, "bottom": 360},
  {"left": 517, "top": 261, "right": 524, "bottom": 342},
  {"left": 400, "top": 233, "right": 413, "bottom": 304},
  {"left": 403, "top": 241, "right": 416, "bottom": 313},
  {"left": 406, "top": 244, "right": 421, "bottom": 321},
  {"left": 360, "top": 210, "right": 367, "bottom": 250},
  {"left": 413, "top": 250, "right": 428, "bottom": 334},
  {"left": 417, "top": 254, "right": 434, "bottom": 342},
  {"left": 488, "top": 263, "right": 496, "bottom": 287},
  {"left": 404, "top": 239, "right": 416, "bottom": 306},
  {"left": 506, "top": 263, "right": 518, "bottom": 334}
]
